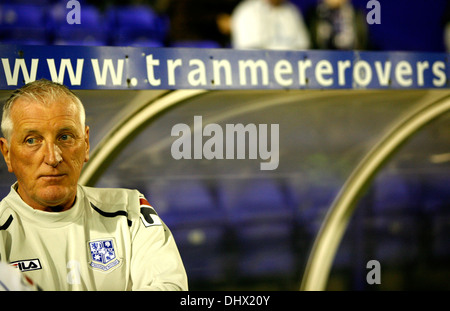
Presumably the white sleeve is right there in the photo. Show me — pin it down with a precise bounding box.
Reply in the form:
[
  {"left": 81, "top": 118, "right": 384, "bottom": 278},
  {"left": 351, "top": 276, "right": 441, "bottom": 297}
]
[
  {"left": 0, "top": 261, "right": 40, "bottom": 291},
  {"left": 129, "top": 197, "right": 188, "bottom": 291}
]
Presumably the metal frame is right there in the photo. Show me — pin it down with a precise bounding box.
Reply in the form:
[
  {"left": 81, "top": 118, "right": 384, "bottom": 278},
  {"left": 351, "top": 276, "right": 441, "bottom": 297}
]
[{"left": 300, "top": 92, "right": 450, "bottom": 290}]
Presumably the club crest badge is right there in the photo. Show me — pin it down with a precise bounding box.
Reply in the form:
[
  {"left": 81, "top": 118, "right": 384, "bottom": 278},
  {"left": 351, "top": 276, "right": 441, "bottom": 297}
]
[{"left": 88, "top": 239, "right": 120, "bottom": 272}]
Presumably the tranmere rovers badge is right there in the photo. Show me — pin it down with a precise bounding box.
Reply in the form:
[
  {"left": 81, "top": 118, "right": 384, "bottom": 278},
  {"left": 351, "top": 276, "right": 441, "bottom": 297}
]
[{"left": 88, "top": 239, "right": 120, "bottom": 271}]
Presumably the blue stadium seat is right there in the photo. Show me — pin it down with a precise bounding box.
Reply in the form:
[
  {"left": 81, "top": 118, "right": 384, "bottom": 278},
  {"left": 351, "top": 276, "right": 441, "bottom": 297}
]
[
  {"left": 171, "top": 226, "right": 230, "bottom": 282},
  {"left": 109, "top": 5, "right": 157, "bottom": 28},
  {"left": 0, "top": 4, "right": 48, "bottom": 44},
  {"left": 145, "top": 179, "right": 229, "bottom": 282},
  {"left": 372, "top": 172, "right": 422, "bottom": 214},
  {"left": 293, "top": 175, "right": 341, "bottom": 236},
  {"left": 0, "top": 4, "right": 47, "bottom": 28},
  {"left": 1, "top": 0, "right": 52, "bottom": 5},
  {"left": 53, "top": 27, "right": 107, "bottom": 46},
  {"left": 120, "top": 39, "right": 164, "bottom": 48},
  {"left": 234, "top": 222, "right": 295, "bottom": 277},
  {"left": 218, "top": 178, "right": 296, "bottom": 278},
  {"left": 106, "top": 5, "right": 166, "bottom": 47},
  {"left": 430, "top": 214, "right": 450, "bottom": 258},
  {"left": 422, "top": 172, "right": 450, "bottom": 213},
  {"left": 421, "top": 171, "right": 450, "bottom": 259},
  {"left": 153, "top": 179, "right": 223, "bottom": 228},
  {"left": 48, "top": 4, "right": 107, "bottom": 46},
  {"left": 365, "top": 215, "right": 419, "bottom": 266},
  {"left": 0, "top": 187, "right": 10, "bottom": 201},
  {"left": 219, "top": 178, "right": 293, "bottom": 224}
]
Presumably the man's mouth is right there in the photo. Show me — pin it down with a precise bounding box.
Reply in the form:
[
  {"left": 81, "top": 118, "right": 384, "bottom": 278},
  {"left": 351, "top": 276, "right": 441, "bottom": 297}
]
[{"left": 39, "top": 174, "right": 66, "bottom": 181}]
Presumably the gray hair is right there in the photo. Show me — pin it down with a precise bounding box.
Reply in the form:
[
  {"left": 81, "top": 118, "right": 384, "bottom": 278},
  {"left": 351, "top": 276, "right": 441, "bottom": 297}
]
[{"left": 1, "top": 79, "right": 86, "bottom": 141}]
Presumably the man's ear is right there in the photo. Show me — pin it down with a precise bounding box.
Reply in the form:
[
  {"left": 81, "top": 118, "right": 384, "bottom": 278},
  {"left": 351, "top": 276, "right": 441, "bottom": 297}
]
[
  {"left": 84, "top": 126, "right": 90, "bottom": 163},
  {"left": 0, "top": 137, "right": 13, "bottom": 173}
]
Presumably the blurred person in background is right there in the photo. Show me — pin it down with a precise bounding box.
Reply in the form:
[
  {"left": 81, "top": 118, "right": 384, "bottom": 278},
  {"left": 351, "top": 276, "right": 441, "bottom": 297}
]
[
  {"left": 160, "top": 0, "right": 240, "bottom": 47},
  {"left": 306, "top": 0, "right": 367, "bottom": 50},
  {"left": 444, "top": 2, "right": 450, "bottom": 52},
  {"left": 230, "top": 0, "right": 311, "bottom": 50}
]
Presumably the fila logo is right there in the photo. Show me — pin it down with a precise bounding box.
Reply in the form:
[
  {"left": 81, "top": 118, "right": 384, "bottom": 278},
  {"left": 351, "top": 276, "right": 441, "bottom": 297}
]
[
  {"left": 10, "top": 259, "right": 42, "bottom": 272},
  {"left": 139, "top": 197, "right": 162, "bottom": 228}
]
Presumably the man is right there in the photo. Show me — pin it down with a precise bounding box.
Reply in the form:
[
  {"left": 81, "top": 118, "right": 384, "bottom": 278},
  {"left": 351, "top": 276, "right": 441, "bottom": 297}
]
[
  {"left": 306, "top": 0, "right": 367, "bottom": 50},
  {"left": 231, "top": 0, "right": 310, "bottom": 50},
  {"left": 0, "top": 79, "right": 188, "bottom": 291}
]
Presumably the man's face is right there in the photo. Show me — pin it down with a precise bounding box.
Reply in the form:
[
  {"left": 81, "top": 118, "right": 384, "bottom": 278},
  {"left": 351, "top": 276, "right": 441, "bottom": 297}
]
[{"left": 0, "top": 97, "right": 90, "bottom": 212}]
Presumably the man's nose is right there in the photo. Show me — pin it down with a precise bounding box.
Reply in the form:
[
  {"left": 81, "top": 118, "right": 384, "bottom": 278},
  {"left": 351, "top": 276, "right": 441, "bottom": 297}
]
[{"left": 44, "top": 143, "right": 63, "bottom": 167}]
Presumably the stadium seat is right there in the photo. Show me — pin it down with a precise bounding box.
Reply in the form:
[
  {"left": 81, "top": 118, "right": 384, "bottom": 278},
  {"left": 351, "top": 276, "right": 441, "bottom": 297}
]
[
  {"left": 419, "top": 171, "right": 450, "bottom": 259},
  {"left": 120, "top": 39, "right": 164, "bottom": 48},
  {"left": 219, "top": 178, "right": 293, "bottom": 223},
  {"left": 218, "top": 178, "right": 296, "bottom": 279},
  {"left": 151, "top": 179, "right": 223, "bottom": 228},
  {"left": 171, "top": 226, "right": 231, "bottom": 282},
  {"left": 52, "top": 28, "right": 107, "bottom": 46},
  {"left": 364, "top": 215, "right": 419, "bottom": 266},
  {"left": 293, "top": 175, "right": 341, "bottom": 236},
  {"left": 430, "top": 214, "right": 450, "bottom": 258},
  {"left": 106, "top": 5, "right": 166, "bottom": 47},
  {"left": 421, "top": 172, "right": 450, "bottom": 213},
  {"left": 0, "top": 4, "right": 48, "bottom": 44},
  {"left": 372, "top": 172, "right": 422, "bottom": 214},
  {"left": 1, "top": 0, "right": 52, "bottom": 5},
  {"left": 0, "top": 187, "right": 10, "bottom": 201},
  {"left": 48, "top": 4, "right": 107, "bottom": 46},
  {"left": 233, "top": 222, "right": 295, "bottom": 277},
  {"left": 145, "top": 179, "right": 230, "bottom": 282}
]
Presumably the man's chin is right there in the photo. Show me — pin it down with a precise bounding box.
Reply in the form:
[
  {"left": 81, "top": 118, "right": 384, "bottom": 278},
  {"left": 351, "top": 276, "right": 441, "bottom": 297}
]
[{"left": 35, "top": 186, "right": 76, "bottom": 211}]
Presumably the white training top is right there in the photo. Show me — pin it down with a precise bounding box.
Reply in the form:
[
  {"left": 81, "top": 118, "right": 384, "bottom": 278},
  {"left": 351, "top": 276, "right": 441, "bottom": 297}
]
[
  {"left": 0, "top": 183, "right": 188, "bottom": 291},
  {"left": 231, "top": 0, "right": 311, "bottom": 50}
]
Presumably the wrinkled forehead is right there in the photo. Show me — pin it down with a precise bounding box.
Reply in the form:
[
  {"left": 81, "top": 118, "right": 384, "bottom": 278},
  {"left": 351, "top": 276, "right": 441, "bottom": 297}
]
[
  {"left": 10, "top": 95, "right": 83, "bottom": 125},
  {"left": 12, "top": 93, "right": 79, "bottom": 112}
]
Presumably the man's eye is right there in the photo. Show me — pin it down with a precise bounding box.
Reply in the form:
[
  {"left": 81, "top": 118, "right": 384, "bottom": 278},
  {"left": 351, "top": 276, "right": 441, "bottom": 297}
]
[
  {"left": 26, "top": 138, "right": 36, "bottom": 145},
  {"left": 60, "top": 134, "right": 72, "bottom": 141}
]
